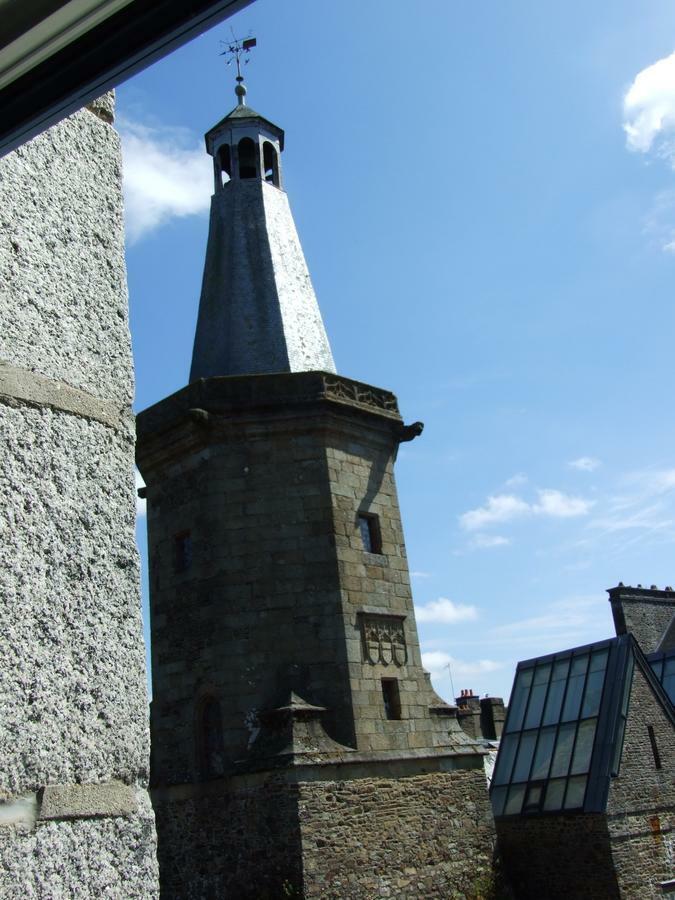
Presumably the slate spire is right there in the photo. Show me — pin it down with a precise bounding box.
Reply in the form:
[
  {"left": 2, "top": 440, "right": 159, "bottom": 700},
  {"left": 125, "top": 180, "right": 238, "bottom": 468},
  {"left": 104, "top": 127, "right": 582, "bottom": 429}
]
[{"left": 189, "top": 79, "right": 336, "bottom": 381}]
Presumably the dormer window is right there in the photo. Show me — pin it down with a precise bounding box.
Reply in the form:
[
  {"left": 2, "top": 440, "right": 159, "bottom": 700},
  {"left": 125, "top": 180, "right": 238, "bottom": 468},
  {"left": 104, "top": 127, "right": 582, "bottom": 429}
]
[
  {"left": 238, "top": 137, "right": 257, "bottom": 179},
  {"left": 263, "top": 141, "right": 279, "bottom": 186}
]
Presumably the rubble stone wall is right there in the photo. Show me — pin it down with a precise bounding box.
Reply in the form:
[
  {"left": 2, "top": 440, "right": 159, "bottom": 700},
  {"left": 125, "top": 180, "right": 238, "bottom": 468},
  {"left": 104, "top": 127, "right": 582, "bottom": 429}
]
[{"left": 153, "top": 763, "right": 497, "bottom": 900}]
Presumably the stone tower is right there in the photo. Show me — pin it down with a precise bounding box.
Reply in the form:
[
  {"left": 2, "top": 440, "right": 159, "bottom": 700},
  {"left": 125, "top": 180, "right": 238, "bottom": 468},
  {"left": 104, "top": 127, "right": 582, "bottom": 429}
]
[
  {"left": 137, "top": 80, "right": 495, "bottom": 899},
  {"left": 0, "top": 94, "right": 158, "bottom": 896}
]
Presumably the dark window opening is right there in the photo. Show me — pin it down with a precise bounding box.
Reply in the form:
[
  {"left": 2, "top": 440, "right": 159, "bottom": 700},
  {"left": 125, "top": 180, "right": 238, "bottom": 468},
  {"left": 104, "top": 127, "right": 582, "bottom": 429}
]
[
  {"left": 198, "top": 697, "right": 224, "bottom": 780},
  {"left": 218, "top": 144, "right": 231, "bottom": 186},
  {"left": 173, "top": 531, "right": 192, "bottom": 573},
  {"left": 238, "top": 137, "right": 257, "bottom": 179},
  {"left": 381, "top": 678, "right": 401, "bottom": 720},
  {"left": 647, "top": 725, "right": 662, "bottom": 769},
  {"left": 263, "top": 141, "right": 279, "bottom": 186},
  {"left": 358, "top": 513, "right": 382, "bottom": 554}
]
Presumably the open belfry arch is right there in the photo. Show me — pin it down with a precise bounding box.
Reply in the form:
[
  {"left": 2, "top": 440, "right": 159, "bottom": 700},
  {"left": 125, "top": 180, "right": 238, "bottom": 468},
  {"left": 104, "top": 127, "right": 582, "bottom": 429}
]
[{"left": 137, "top": 59, "right": 497, "bottom": 898}]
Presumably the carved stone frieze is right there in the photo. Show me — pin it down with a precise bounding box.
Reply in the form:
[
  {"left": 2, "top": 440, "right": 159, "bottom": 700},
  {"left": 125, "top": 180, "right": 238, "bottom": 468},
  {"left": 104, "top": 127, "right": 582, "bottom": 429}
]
[
  {"left": 360, "top": 614, "right": 407, "bottom": 667},
  {"left": 322, "top": 376, "right": 399, "bottom": 414}
]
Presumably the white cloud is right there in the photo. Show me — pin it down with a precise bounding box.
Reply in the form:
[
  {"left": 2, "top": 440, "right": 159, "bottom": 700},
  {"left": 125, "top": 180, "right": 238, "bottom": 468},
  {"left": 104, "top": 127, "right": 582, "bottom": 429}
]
[
  {"left": 623, "top": 51, "right": 675, "bottom": 157},
  {"left": 118, "top": 118, "right": 212, "bottom": 242},
  {"left": 135, "top": 468, "right": 146, "bottom": 518},
  {"left": 535, "top": 489, "right": 593, "bottom": 518},
  {"left": 421, "top": 650, "right": 502, "bottom": 678},
  {"left": 470, "top": 534, "right": 511, "bottom": 549},
  {"left": 504, "top": 473, "right": 527, "bottom": 488},
  {"left": 489, "top": 595, "right": 608, "bottom": 653},
  {"left": 568, "top": 456, "right": 601, "bottom": 472},
  {"left": 459, "top": 489, "right": 593, "bottom": 531},
  {"left": 410, "top": 570, "right": 431, "bottom": 579},
  {"left": 459, "top": 494, "right": 531, "bottom": 531},
  {"left": 414, "top": 597, "right": 478, "bottom": 624}
]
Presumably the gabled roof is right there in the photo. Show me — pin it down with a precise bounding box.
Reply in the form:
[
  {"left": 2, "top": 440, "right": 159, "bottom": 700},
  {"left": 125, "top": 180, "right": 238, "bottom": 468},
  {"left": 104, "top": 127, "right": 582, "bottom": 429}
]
[
  {"left": 489, "top": 634, "right": 674, "bottom": 819},
  {"left": 205, "top": 104, "right": 285, "bottom": 150}
]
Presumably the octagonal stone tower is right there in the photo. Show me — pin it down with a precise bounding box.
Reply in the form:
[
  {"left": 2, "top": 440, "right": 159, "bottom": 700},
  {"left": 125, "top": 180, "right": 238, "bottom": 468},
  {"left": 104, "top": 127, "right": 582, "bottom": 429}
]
[{"left": 137, "top": 81, "right": 495, "bottom": 900}]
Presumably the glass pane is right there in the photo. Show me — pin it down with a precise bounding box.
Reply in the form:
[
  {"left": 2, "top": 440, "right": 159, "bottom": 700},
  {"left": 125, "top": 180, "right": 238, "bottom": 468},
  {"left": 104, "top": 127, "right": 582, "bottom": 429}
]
[
  {"left": 611, "top": 717, "right": 627, "bottom": 776},
  {"left": 512, "top": 731, "right": 537, "bottom": 782},
  {"left": 550, "top": 722, "right": 576, "bottom": 777},
  {"left": 570, "top": 718, "right": 597, "bottom": 774},
  {"left": 493, "top": 734, "right": 518, "bottom": 785},
  {"left": 530, "top": 726, "right": 557, "bottom": 779},
  {"left": 581, "top": 669, "right": 606, "bottom": 718},
  {"left": 490, "top": 786, "right": 507, "bottom": 817},
  {"left": 506, "top": 668, "right": 534, "bottom": 732},
  {"left": 524, "top": 683, "right": 548, "bottom": 729},
  {"left": 542, "top": 677, "right": 566, "bottom": 726},
  {"left": 561, "top": 657, "right": 588, "bottom": 722},
  {"left": 570, "top": 655, "right": 589, "bottom": 676},
  {"left": 662, "top": 671, "right": 675, "bottom": 703},
  {"left": 523, "top": 783, "right": 543, "bottom": 813},
  {"left": 651, "top": 658, "right": 663, "bottom": 681},
  {"left": 663, "top": 657, "right": 675, "bottom": 702},
  {"left": 543, "top": 778, "right": 566, "bottom": 811},
  {"left": 589, "top": 649, "right": 608, "bottom": 672},
  {"left": 534, "top": 663, "right": 552, "bottom": 685},
  {"left": 564, "top": 775, "right": 587, "bottom": 809},
  {"left": 552, "top": 658, "right": 570, "bottom": 681},
  {"left": 504, "top": 784, "right": 526, "bottom": 816}
]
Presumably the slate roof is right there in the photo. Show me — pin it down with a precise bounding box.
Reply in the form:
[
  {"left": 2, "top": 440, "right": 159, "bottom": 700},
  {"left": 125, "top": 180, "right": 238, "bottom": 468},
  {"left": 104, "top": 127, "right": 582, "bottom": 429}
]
[
  {"left": 490, "top": 634, "right": 674, "bottom": 818},
  {"left": 205, "top": 104, "right": 285, "bottom": 150}
]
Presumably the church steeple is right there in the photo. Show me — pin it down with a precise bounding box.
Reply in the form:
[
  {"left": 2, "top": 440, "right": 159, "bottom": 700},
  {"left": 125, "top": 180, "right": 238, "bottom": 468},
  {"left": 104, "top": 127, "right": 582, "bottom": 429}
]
[{"left": 189, "top": 78, "right": 336, "bottom": 382}]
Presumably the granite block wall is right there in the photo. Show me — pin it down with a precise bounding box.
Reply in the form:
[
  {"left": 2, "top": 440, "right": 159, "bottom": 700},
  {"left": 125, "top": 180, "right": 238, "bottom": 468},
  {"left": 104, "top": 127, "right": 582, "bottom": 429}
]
[{"left": 0, "top": 95, "right": 158, "bottom": 896}]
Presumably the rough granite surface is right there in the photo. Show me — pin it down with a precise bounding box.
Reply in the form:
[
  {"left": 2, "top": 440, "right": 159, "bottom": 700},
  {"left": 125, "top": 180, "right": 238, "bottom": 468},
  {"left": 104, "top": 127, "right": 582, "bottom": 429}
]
[
  {"left": 0, "top": 403, "right": 147, "bottom": 792},
  {"left": 0, "top": 786, "right": 157, "bottom": 899},
  {"left": 0, "top": 97, "right": 157, "bottom": 896},
  {"left": 0, "top": 98, "right": 133, "bottom": 403}
]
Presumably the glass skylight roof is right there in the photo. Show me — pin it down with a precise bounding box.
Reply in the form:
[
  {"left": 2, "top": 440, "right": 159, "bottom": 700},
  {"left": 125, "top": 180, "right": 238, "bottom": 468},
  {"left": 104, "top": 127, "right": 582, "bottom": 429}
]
[
  {"left": 648, "top": 649, "right": 675, "bottom": 704},
  {"left": 490, "top": 638, "right": 630, "bottom": 818}
]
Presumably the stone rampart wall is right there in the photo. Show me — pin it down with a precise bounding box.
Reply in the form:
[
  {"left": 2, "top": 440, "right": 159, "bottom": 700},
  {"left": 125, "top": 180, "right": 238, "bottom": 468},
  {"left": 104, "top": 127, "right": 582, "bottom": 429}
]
[{"left": 153, "top": 765, "right": 496, "bottom": 899}]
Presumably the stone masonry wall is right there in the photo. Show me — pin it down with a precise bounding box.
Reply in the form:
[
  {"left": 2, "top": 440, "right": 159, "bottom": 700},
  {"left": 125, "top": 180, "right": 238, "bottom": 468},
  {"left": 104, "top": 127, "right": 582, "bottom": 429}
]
[
  {"left": 153, "top": 764, "right": 497, "bottom": 900},
  {"left": 0, "top": 96, "right": 158, "bottom": 896},
  {"left": 609, "top": 587, "right": 675, "bottom": 654},
  {"left": 298, "top": 767, "right": 497, "bottom": 899},
  {"left": 496, "top": 814, "right": 620, "bottom": 900},
  {"left": 606, "top": 662, "right": 675, "bottom": 898}
]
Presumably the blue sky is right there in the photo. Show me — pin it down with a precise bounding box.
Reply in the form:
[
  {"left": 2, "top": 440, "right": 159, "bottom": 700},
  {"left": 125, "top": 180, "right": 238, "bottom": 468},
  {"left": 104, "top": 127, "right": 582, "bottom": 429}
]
[{"left": 124, "top": 0, "right": 675, "bottom": 702}]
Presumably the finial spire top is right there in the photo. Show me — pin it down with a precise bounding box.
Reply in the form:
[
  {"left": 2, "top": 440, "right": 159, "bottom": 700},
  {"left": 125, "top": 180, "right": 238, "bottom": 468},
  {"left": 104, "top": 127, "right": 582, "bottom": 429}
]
[{"left": 220, "top": 32, "right": 257, "bottom": 107}]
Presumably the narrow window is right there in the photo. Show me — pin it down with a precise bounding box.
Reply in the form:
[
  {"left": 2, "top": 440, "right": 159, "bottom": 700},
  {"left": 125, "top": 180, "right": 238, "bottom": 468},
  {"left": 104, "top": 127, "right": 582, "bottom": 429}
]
[
  {"left": 381, "top": 678, "right": 401, "bottom": 720},
  {"left": 218, "top": 144, "right": 231, "bottom": 186},
  {"left": 647, "top": 725, "right": 662, "bottom": 769},
  {"left": 198, "top": 698, "right": 224, "bottom": 779},
  {"left": 358, "top": 513, "right": 382, "bottom": 554},
  {"left": 263, "top": 141, "right": 279, "bottom": 186},
  {"left": 238, "top": 137, "right": 257, "bottom": 179},
  {"left": 173, "top": 531, "right": 192, "bottom": 573}
]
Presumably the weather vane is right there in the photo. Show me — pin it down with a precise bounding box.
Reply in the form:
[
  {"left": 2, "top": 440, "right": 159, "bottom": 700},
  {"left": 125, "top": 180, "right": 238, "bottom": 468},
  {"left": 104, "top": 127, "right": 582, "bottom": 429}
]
[{"left": 219, "top": 30, "right": 257, "bottom": 83}]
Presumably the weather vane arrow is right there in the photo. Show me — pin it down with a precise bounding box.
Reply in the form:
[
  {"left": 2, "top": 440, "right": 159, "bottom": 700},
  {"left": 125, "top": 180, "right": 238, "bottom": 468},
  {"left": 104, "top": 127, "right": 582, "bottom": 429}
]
[{"left": 219, "top": 31, "right": 257, "bottom": 83}]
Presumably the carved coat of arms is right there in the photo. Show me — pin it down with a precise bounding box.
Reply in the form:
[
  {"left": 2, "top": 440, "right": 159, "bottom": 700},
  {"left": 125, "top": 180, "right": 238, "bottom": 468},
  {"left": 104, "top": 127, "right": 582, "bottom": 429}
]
[{"left": 361, "top": 615, "right": 407, "bottom": 667}]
